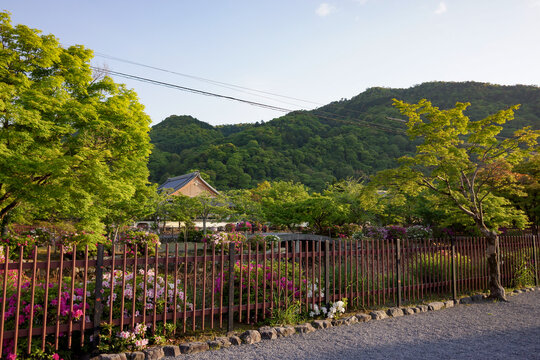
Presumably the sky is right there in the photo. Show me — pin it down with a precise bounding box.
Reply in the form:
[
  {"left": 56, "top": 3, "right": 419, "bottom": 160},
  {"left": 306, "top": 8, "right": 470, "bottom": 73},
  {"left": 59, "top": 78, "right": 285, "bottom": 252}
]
[{"left": 3, "top": 0, "right": 540, "bottom": 126}]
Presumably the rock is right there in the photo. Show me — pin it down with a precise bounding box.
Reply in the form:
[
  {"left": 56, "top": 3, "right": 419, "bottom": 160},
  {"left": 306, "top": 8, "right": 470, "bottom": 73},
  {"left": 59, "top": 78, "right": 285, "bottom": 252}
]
[
  {"left": 355, "top": 313, "right": 372, "bottom": 322},
  {"left": 125, "top": 353, "right": 144, "bottom": 360},
  {"left": 472, "top": 294, "right": 485, "bottom": 302},
  {"left": 240, "top": 330, "right": 262, "bottom": 344},
  {"left": 99, "top": 355, "right": 124, "bottom": 360},
  {"left": 387, "top": 307, "right": 404, "bottom": 317},
  {"left": 295, "top": 323, "right": 316, "bottom": 334},
  {"left": 179, "top": 342, "right": 210, "bottom": 354},
  {"left": 228, "top": 335, "right": 242, "bottom": 345},
  {"left": 143, "top": 347, "right": 164, "bottom": 360},
  {"left": 401, "top": 308, "right": 415, "bottom": 316},
  {"left": 162, "top": 345, "right": 180, "bottom": 357},
  {"left": 444, "top": 300, "right": 455, "bottom": 308},
  {"left": 428, "top": 302, "right": 445, "bottom": 311},
  {"left": 416, "top": 305, "right": 429, "bottom": 312},
  {"left": 207, "top": 340, "right": 222, "bottom": 350},
  {"left": 332, "top": 316, "right": 358, "bottom": 326},
  {"left": 460, "top": 297, "right": 473, "bottom": 304},
  {"left": 215, "top": 337, "right": 232, "bottom": 347},
  {"left": 259, "top": 327, "right": 278, "bottom": 340},
  {"left": 370, "top": 310, "right": 388, "bottom": 320},
  {"left": 513, "top": 289, "right": 521, "bottom": 294},
  {"left": 274, "top": 326, "right": 296, "bottom": 337},
  {"left": 411, "top": 307, "right": 421, "bottom": 313},
  {"left": 312, "top": 319, "right": 333, "bottom": 329}
]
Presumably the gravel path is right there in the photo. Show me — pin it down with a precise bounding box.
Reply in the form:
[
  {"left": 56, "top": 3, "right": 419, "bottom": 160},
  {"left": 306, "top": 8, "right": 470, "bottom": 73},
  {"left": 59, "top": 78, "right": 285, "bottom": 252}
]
[{"left": 167, "top": 291, "right": 540, "bottom": 360}]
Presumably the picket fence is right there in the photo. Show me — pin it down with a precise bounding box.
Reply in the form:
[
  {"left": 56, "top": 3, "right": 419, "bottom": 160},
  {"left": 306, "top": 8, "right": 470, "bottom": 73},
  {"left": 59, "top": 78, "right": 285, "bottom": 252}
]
[{"left": 0, "top": 234, "right": 538, "bottom": 357}]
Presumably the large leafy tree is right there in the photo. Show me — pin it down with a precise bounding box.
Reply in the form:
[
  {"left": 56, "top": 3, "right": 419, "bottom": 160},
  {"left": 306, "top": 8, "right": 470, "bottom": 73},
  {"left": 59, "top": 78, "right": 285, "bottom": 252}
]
[
  {"left": 393, "top": 99, "right": 539, "bottom": 300},
  {"left": 0, "top": 12, "right": 153, "bottom": 237},
  {"left": 256, "top": 181, "right": 310, "bottom": 230}
]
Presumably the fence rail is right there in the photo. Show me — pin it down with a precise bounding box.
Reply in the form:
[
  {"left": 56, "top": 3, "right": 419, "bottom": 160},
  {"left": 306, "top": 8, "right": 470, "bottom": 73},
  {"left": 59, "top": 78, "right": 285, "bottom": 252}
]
[{"left": 0, "top": 234, "right": 538, "bottom": 357}]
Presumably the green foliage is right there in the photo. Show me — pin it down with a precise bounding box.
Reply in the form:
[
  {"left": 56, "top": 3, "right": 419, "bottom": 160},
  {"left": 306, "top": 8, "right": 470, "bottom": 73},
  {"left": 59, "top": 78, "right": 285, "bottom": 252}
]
[
  {"left": 392, "top": 99, "right": 539, "bottom": 233},
  {"left": 119, "top": 230, "right": 160, "bottom": 256},
  {"left": 268, "top": 300, "right": 302, "bottom": 326},
  {"left": 148, "top": 82, "right": 540, "bottom": 192},
  {"left": 0, "top": 12, "right": 154, "bottom": 236},
  {"left": 413, "top": 250, "right": 472, "bottom": 284}
]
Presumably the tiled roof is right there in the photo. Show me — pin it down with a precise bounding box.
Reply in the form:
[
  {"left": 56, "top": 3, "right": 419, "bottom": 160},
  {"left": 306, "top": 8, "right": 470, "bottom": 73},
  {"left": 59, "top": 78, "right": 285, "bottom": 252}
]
[
  {"left": 157, "top": 172, "right": 198, "bottom": 192},
  {"left": 157, "top": 171, "right": 220, "bottom": 195}
]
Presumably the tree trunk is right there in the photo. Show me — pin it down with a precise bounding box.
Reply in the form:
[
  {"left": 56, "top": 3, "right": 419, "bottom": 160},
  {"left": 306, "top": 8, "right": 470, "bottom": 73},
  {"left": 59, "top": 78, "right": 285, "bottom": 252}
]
[
  {"left": 203, "top": 217, "right": 207, "bottom": 237},
  {"left": 0, "top": 213, "right": 11, "bottom": 237},
  {"left": 481, "top": 227, "right": 507, "bottom": 301}
]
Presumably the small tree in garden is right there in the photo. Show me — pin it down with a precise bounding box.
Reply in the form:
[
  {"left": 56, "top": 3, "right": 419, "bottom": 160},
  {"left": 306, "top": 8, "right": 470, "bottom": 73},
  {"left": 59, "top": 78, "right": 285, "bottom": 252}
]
[{"left": 392, "top": 99, "right": 539, "bottom": 300}]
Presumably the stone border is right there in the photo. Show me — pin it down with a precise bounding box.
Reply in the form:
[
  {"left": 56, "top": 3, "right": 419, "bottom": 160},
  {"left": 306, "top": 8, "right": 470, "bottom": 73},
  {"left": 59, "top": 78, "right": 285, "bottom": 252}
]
[{"left": 92, "top": 286, "right": 539, "bottom": 360}]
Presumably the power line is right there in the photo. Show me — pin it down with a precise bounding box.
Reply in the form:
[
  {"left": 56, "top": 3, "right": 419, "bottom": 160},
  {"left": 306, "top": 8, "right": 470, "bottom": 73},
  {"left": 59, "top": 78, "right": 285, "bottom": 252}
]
[
  {"left": 93, "top": 66, "right": 296, "bottom": 113},
  {"left": 95, "top": 65, "right": 408, "bottom": 136},
  {"left": 88, "top": 49, "right": 413, "bottom": 128},
  {"left": 92, "top": 52, "right": 324, "bottom": 107}
]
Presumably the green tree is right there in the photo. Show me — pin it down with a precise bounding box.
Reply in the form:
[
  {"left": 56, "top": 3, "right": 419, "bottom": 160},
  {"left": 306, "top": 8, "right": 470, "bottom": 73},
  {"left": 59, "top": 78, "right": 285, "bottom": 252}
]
[
  {"left": 508, "top": 155, "right": 540, "bottom": 234},
  {"left": 297, "top": 193, "right": 349, "bottom": 234},
  {"left": 325, "top": 178, "right": 382, "bottom": 224},
  {"left": 258, "top": 181, "right": 309, "bottom": 229},
  {"left": 193, "top": 192, "right": 230, "bottom": 237},
  {"left": 0, "top": 12, "right": 153, "bottom": 237},
  {"left": 393, "top": 99, "right": 539, "bottom": 300}
]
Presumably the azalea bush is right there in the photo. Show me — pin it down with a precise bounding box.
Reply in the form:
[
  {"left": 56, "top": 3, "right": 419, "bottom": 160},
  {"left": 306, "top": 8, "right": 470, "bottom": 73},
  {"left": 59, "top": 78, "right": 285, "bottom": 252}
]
[
  {"left": 215, "top": 258, "right": 318, "bottom": 313},
  {"left": 406, "top": 225, "right": 433, "bottom": 241},
  {"left": 236, "top": 221, "right": 252, "bottom": 232},
  {"left": 118, "top": 230, "right": 160, "bottom": 257},
  {"left": 203, "top": 232, "right": 247, "bottom": 252}
]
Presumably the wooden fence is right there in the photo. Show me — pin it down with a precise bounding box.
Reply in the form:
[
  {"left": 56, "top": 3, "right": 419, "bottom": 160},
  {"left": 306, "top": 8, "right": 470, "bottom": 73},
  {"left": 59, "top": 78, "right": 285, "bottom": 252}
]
[{"left": 0, "top": 234, "right": 538, "bottom": 357}]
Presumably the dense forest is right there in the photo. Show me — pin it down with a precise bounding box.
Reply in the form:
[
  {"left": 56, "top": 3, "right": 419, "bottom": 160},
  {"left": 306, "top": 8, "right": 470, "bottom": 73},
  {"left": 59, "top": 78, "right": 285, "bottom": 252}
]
[{"left": 148, "top": 81, "right": 540, "bottom": 191}]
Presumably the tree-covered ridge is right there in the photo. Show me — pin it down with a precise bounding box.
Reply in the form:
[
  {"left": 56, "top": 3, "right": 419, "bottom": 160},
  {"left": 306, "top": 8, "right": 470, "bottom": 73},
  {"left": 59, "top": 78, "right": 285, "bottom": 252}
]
[{"left": 148, "top": 82, "right": 540, "bottom": 191}]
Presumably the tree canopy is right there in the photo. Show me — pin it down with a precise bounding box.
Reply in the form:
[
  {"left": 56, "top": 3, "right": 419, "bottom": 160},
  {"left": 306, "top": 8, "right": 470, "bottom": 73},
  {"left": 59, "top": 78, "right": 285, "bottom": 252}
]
[
  {"left": 0, "top": 12, "right": 154, "bottom": 238},
  {"left": 391, "top": 99, "right": 539, "bottom": 300},
  {"left": 148, "top": 82, "right": 540, "bottom": 191}
]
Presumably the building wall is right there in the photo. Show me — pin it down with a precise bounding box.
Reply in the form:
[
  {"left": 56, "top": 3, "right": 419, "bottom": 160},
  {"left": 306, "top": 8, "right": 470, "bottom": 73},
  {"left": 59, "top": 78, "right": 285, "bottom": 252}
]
[{"left": 172, "top": 177, "right": 217, "bottom": 197}]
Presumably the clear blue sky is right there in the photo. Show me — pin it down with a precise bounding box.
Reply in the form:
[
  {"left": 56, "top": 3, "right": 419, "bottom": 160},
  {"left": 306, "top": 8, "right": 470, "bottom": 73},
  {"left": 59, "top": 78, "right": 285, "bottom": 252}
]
[{"left": 3, "top": 1, "right": 540, "bottom": 126}]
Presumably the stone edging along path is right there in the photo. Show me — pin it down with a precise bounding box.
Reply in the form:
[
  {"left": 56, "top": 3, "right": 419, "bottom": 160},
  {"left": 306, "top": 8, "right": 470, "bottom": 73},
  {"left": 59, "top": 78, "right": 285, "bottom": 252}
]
[{"left": 92, "top": 287, "right": 540, "bottom": 360}]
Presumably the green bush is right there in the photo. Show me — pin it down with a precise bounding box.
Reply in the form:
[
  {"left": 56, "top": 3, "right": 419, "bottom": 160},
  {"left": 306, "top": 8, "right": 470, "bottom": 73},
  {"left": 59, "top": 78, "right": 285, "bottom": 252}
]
[{"left": 412, "top": 250, "right": 472, "bottom": 283}]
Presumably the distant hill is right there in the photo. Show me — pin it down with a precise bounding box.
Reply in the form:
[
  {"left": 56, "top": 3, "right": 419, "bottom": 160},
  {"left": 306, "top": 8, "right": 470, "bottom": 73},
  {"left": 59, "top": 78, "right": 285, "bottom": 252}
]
[{"left": 148, "top": 81, "right": 540, "bottom": 191}]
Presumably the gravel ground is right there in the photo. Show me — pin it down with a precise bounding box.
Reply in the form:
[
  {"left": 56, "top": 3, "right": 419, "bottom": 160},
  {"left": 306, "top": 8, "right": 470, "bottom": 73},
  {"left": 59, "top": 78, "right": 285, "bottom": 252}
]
[{"left": 167, "top": 291, "right": 540, "bottom": 360}]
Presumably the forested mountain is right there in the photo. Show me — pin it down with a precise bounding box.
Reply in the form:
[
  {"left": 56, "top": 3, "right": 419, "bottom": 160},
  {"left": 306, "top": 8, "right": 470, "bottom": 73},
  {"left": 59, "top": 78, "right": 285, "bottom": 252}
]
[{"left": 148, "top": 82, "right": 540, "bottom": 191}]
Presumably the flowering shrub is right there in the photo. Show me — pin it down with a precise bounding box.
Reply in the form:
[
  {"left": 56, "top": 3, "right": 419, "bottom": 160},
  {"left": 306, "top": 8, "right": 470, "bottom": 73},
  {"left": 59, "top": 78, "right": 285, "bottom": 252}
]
[
  {"left": 118, "top": 230, "right": 160, "bottom": 257},
  {"left": 386, "top": 225, "right": 407, "bottom": 240},
  {"left": 204, "top": 232, "right": 246, "bottom": 251},
  {"left": 406, "top": 225, "right": 433, "bottom": 240},
  {"left": 309, "top": 298, "right": 347, "bottom": 319},
  {"left": 0, "top": 232, "right": 37, "bottom": 259},
  {"left": 236, "top": 221, "right": 252, "bottom": 232},
  {"left": 352, "top": 226, "right": 388, "bottom": 241},
  {"left": 245, "top": 234, "right": 281, "bottom": 251},
  {"left": 0, "top": 260, "right": 189, "bottom": 359},
  {"left": 327, "top": 224, "right": 362, "bottom": 238},
  {"left": 215, "top": 259, "right": 316, "bottom": 309},
  {"left": 100, "top": 269, "right": 192, "bottom": 320}
]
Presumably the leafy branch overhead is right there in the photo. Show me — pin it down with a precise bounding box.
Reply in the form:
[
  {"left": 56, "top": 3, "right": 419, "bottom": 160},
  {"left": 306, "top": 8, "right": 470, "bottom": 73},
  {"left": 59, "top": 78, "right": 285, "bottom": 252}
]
[{"left": 393, "top": 99, "right": 539, "bottom": 231}]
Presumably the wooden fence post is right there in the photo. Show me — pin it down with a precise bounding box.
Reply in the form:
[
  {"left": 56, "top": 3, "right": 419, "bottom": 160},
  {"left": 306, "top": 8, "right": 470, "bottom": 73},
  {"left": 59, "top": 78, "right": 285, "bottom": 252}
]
[
  {"left": 532, "top": 233, "right": 539, "bottom": 287},
  {"left": 325, "top": 240, "right": 330, "bottom": 307},
  {"left": 395, "top": 238, "right": 402, "bottom": 307},
  {"left": 92, "top": 244, "right": 104, "bottom": 347},
  {"left": 227, "top": 242, "right": 235, "bottom": 333},
  {"left": 451, "top": 237, "right": 457, "bottom": 301}
]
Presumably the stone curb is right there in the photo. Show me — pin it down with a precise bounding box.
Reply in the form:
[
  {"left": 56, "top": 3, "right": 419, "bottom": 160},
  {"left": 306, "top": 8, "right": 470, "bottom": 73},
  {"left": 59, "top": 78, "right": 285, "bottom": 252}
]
[{"left": 94, "top": 288, "right": 536, "bottom": 360}]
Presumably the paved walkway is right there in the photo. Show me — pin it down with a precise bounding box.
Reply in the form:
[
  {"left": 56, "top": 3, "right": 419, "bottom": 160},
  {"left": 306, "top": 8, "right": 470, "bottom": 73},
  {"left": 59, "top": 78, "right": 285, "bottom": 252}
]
[{"left": 168, "top": 291, "right": 540, "bottom": 360}]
